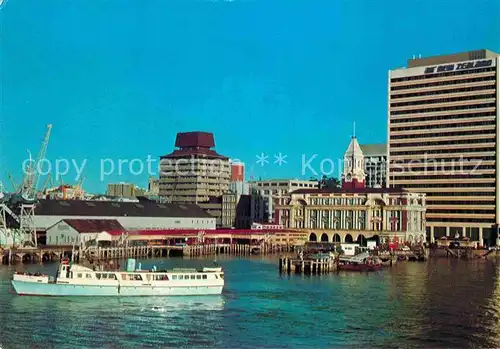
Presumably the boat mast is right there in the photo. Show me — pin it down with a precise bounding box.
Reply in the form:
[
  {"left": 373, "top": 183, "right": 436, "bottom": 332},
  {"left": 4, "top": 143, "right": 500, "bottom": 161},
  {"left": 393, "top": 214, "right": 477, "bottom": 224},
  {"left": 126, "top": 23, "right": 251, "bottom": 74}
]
[{"left": 71, "top": 238, "right": 76, "bottom": 263}]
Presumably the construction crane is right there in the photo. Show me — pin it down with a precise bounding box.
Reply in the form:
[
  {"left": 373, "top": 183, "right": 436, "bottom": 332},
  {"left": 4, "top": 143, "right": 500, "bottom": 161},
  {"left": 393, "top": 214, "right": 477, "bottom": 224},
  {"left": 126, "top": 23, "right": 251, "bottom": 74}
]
[
  {"left": 20, "top": 124, "right": 52, "bottom": 201},
  {"left": 5, "top": 124, "right": 53, "bottom": 247},
  {"left": 74, "top": 176, "right": 86, "bottom": 199},
  {"left": 41, "top": 173, "right": 54, "bottom": 193},
  {"left": 8, "top": 174, "right": 19, "bottom": 192}
]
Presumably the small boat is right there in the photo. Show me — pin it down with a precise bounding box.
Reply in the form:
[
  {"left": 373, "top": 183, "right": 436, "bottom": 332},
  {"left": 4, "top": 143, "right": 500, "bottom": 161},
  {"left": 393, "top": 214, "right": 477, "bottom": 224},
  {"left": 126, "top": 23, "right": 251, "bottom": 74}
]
[
  {"left": 250, "top": 246, "right": 261, "bottom": 254},
  {"left": 337, "top": 252, "right": 382, "bottom": 272},
  {"left": 379, "top": 256, "right": 397, "bottom": 266},
  {"left": 11, "top": 258, "right": 224, "bottom": 297}
]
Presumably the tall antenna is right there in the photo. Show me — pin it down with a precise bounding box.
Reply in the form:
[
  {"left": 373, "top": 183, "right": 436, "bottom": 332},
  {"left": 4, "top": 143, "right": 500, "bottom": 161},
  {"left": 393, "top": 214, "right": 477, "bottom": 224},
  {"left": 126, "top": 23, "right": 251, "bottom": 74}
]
[
  {"left": 353, "top": 121, "right": 356, "bottom": 138},
  {"left": 249, "top": 164, "right": 255, "bottom": 181}
]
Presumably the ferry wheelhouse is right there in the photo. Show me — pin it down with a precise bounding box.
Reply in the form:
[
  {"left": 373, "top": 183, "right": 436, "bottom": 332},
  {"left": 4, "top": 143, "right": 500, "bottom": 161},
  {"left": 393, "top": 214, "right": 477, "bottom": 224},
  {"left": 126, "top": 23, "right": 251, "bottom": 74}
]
[{"left": 11, "top": 258, "right": 224, "bottom": 297}]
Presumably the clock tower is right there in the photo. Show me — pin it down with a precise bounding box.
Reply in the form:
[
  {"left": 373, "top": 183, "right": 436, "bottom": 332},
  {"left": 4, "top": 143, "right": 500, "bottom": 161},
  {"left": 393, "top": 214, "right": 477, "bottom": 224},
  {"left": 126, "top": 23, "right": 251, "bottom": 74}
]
[{"left": 342, "top": 133, "right": 366, "bottom": 190}]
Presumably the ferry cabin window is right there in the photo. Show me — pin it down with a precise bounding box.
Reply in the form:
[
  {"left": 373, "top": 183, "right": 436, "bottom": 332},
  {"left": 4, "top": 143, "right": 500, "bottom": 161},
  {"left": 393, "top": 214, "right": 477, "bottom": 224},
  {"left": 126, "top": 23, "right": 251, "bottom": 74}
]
[
  {"left": 178, "top": 275, "right": 183, "bottom": 280},
  {"left": 77, "top": 273, "right": 83, "bottom": 278},
  {"left": 153, "top": 274, "right": 168, "bottom": 281},
  {"left": 172, "top": 275, "right": 177, "bottom": 280},
  {"left": 202, "top": 275, "right": 207, "bottom": 280},
  {"left": 190, "top": 275, "right": 195, "bottom": 280},
  {"left": 196, "top": 275, "right": 201, "bottom": 280},
  {"left": 86, "top": 273, "right": 92, "bottom": 278},
  {"left": 127, "top": 274, "right": 142, "bottom": 281}
]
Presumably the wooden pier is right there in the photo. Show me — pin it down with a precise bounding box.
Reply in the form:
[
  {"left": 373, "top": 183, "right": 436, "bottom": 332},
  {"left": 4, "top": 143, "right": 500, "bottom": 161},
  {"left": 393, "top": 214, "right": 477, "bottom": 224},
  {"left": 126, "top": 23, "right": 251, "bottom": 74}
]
[
  {"left": 91, "top": 243, "right": 294, "bottom": 260},
  {"left": 1, "top": 246, "right": 75, "bottom": 265},
  {"left": 279, "top": 255, "right": 337, "bottom": 274},
  {"left": 1, "top": 242, "right": 297, "bottom": 264}
]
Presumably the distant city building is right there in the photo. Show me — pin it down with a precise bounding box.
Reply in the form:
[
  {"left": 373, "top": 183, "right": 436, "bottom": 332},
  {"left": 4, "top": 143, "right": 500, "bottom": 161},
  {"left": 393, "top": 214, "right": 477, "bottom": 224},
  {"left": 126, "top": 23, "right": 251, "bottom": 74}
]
[
  {"left": 147, "top": 177, "right": 160, "bottom": 196},
  {"left": 42, "top": 184, "right": 87, "bottom": 200},
  {"left": 222, "top": 193, "right": 237, "bottom": 228},
  {"left": 159, "top": 132, "right": 230, "bottom": 203},
  {"left": 197, "top": 193, "right": 237, "bottom": 228},
  {"left": 230, "top": 161, "right": 245, "bottom": 182},
  {"left": 388, "top": 49, "right": 500, "bottom": 246},
  {"left": 276, "top": 135, "right": 427, "bottom": 245},
  {"left": 229, "top": 182, "right": 250, "bottom": 198},
  {"left": 249, "top": 179, "right": 319, "bottom": 223},
  {"left": 107, "top": 183, "right": 145, "bottom": 198},
  {"left": 229, "top": 160, "right": 249, "bottom": 198},
  {"left": 359, "top": 143, "right": 387, "bottom": 188}
]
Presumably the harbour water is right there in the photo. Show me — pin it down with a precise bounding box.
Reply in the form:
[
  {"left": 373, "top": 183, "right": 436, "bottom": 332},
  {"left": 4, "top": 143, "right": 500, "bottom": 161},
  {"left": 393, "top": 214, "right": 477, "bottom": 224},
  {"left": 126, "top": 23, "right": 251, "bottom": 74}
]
[{"left": 0, "top": 256, "right": 499, "bottom": 348}]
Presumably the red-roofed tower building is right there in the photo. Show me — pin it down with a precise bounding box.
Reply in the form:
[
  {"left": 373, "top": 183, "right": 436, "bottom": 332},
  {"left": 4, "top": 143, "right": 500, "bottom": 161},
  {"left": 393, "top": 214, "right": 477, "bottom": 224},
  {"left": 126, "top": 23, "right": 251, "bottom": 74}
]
[{"left": 159, "top": 132, "right": 230, "bottom": 203}]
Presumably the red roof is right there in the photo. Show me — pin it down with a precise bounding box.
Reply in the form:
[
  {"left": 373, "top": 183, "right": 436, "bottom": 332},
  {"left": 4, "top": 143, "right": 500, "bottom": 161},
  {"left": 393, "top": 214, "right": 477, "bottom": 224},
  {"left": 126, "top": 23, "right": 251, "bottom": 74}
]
[
  {"left": 162, "top": 131, "right": 228, "bottom": 160},
  {"left": 175, "top": 132, "right": 215, "bottom": 148},
  {"left": 62, "top": 219, "right": 125, "bottom": 234},
  {"left": 107, "top": 230, "right": 127, "bottom": 236},
  {"left": 127, "top": 228, "right": 291, "bottom": 237},
  {"left": 162, "top": 149, "right": 228, "bottom": 160}
]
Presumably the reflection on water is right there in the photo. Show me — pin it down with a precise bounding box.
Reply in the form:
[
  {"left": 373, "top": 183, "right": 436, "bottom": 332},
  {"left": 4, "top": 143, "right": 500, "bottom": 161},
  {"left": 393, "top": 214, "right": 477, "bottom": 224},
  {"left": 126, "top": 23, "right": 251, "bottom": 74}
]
[
  {"left": 0, "top": 257, "right": 499, "bottom": 348},
  {"left": 9, "top": 294, "right": 226, "bottom": 314}
]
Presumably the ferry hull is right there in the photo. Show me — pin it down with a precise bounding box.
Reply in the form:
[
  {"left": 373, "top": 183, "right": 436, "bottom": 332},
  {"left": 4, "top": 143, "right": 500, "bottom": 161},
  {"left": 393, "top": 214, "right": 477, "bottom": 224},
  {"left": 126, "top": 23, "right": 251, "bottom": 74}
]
[{"left": 11, "top": 280, "right": 223, "bottom": 297}]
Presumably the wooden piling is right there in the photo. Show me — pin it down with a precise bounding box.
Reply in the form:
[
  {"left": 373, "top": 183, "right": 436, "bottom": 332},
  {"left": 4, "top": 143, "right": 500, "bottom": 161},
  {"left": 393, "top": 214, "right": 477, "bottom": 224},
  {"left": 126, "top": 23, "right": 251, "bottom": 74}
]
[{"left": 279, "top": 255, "right": 338, "bottom": 275}]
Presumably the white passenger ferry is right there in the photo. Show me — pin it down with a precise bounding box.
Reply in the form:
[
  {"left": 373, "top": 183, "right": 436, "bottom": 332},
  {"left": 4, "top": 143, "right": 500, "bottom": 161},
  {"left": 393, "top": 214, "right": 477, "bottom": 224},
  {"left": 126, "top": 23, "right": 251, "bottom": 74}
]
[{"left": 11, "top": 258, "right": 224, "bottom": 297}]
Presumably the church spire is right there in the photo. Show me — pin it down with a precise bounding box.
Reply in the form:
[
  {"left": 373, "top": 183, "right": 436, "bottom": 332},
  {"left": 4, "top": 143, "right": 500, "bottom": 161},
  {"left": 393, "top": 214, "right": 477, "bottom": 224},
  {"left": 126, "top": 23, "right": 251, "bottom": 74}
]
[{"left": 342, "top": 133, "right": 366, "bottom": 190}]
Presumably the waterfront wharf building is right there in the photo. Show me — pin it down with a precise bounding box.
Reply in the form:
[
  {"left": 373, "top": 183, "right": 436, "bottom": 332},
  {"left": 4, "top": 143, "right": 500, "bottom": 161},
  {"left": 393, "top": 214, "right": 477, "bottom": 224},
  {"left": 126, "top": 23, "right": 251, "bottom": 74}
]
[
  {"left": 27, "top": 198, "right": 216, "bottom": 245},
  {"left": 275, "top": 136, "right": 426, "bottom": 245},
  {"left": 360, "top": 143, "right": 387, "bottom": 188},
  {"left": 43, "top": 222, "right": 309, "bottom": 248},
  {"left": 159, "top": 132, "right": 231, "bottom": 204},
  {"left": 45, "top": 219, "right": 125, "bottom": 246},
  {"left": 388, "top": 49, "right": 500, "bottom": 246}
]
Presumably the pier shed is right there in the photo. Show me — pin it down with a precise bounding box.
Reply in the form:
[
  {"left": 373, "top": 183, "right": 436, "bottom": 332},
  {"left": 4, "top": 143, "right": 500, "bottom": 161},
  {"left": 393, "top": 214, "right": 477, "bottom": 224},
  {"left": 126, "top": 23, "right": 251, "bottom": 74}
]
[
  {"left": 32, "top": 199, "right": 216, "bottom": 232},
  {"left": 46, "top": 219, "right": 124, "bottom": 246}
]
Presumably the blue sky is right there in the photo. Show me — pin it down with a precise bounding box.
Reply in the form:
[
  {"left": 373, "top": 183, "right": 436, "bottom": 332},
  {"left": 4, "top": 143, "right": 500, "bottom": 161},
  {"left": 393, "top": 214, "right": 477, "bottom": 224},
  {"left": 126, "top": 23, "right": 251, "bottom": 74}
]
[{"left": 1, "top": 0, "right": 499, "bottom": 193}]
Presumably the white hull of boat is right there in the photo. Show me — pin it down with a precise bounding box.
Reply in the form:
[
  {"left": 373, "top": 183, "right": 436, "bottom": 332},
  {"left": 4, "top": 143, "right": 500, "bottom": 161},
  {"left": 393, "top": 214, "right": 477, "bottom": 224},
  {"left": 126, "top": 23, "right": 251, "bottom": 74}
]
[
  {"left": 12, "top": 280, "right": 223, "bottom": 297},
  {"left": 11, "top": 259, "right": 225, "bottom": 297}
]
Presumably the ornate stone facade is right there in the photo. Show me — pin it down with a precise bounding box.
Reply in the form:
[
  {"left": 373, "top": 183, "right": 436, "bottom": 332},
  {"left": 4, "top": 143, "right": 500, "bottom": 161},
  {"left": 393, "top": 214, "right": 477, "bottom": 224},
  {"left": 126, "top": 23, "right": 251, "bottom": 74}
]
[
  {"left": 275, "top": 189, "right": 426, "bottom": 244},
  {"left": 275, "top": 136, "right": 427, "bottom": 245}
]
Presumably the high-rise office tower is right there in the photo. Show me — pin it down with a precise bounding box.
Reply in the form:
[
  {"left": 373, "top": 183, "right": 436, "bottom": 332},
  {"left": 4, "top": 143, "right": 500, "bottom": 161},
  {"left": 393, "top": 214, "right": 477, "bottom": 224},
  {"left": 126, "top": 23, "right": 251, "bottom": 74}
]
[{"left": 388, "top": 49, "right": 500, "bottom": 246}]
